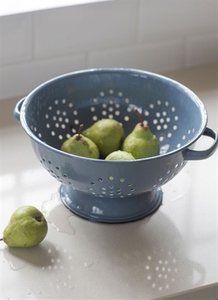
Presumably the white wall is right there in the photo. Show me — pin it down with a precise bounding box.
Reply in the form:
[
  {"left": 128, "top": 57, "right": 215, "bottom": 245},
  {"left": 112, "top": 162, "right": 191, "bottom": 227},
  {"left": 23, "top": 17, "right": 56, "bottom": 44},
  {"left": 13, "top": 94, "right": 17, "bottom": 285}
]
[{"left": 0, "top": 0, "right": 217, "bottom": 100}]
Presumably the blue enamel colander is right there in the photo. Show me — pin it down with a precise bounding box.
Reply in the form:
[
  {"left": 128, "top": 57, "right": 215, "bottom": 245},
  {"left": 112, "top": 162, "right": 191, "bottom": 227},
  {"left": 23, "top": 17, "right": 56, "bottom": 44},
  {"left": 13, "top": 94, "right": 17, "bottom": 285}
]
[{"left": 14, "top": 69, "right": 218, "bottom": 223}]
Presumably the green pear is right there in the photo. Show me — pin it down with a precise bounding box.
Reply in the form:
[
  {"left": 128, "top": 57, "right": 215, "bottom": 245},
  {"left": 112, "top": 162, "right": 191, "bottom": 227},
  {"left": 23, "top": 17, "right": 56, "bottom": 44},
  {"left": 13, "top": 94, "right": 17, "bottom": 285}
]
[
  {"left": 82, "top": 119, "right": 124, "bottom": 157},
  {"left": 0, "top": 206, "right": 48, "bottom": 247},
  {"left": 122, "top": 110, "right": 160, "bottom": 159},
  {"left": 105, "top": 150, "right": 135, "bottom": 160},
  {"left": 61, "top": 125, "right": 99, "bottom": 159}
]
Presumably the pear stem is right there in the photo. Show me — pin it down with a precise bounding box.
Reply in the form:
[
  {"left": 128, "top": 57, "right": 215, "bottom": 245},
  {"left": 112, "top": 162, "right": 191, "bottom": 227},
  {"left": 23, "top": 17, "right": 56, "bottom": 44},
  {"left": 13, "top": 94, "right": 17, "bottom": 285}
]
[
  {"left": 76, "top": 124, "right": 84, "bottom": 141},
  {"left": 0, "top": 238, "right": 3, "bottom": 242},
  {"left": 135, "top": 109, "right": 144, "bottom": 127}
]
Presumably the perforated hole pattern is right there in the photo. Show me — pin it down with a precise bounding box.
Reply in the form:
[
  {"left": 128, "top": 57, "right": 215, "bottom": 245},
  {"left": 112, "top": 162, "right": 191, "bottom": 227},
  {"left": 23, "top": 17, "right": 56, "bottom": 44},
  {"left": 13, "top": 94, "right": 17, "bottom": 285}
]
[
  {"left": 24, "top": 71, "right": 204, "bottom": 197},
  {"left": 39, "top": 156, "right": 186, "bottom": 197},
  {"left": 31, "top": 90, "right": 196, "bottom": 149},
  {"left": 34, "top": 91, "right": 189, "bottom": 197}
]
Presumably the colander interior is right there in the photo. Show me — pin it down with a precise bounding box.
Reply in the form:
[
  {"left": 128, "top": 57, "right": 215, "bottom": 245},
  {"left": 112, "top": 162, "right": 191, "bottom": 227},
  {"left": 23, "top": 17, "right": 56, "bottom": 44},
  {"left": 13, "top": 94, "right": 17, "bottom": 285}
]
[{"left": 22, "top": 69, "right": 207, "bottom": 155}]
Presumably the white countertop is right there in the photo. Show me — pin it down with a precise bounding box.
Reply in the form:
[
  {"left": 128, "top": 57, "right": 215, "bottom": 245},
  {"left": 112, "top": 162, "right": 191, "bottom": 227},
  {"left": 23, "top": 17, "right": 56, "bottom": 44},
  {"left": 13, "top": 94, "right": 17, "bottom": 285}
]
[{"left": 0, "top": 65, "right": 217, "bottom": 300}]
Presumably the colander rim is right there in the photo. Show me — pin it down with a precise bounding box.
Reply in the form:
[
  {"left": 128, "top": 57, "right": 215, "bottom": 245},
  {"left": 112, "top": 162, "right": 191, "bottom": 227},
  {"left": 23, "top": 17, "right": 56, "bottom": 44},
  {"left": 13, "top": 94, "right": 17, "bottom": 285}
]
[{"left": 19, "top": 67, "right": 208, "bottom": 163}]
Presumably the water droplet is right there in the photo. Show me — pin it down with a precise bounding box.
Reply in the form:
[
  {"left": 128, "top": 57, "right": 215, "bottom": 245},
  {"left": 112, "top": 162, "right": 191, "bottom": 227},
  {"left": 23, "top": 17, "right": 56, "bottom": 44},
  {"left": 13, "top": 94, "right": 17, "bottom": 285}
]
[
  {"left": 9, "top": 261, "right": 23, "bottom": 271},
  {"left": 62, "top": 282, "right": 67, "bottom": 287},
  {"left": 42, "top": 193, "right": 76, "bottom": 235},
  {"left": 171, "top": 195, "right": 184, "bottom": 202},
  {"left": 68, "top": 286, "right": 74, "bottom": 290},
  {"left": 84, "top": 259, "right": 94, "bottom": 268},
  {"left": 4, "top": 249, "right": 27, "bottom": 271}
]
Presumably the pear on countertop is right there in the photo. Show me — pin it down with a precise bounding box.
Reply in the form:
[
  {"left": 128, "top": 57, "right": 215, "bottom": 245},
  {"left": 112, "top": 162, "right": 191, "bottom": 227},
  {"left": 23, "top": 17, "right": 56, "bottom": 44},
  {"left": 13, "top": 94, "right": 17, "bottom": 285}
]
[{"left": 0, "top": 206, "right": 48, "bottom": 247}]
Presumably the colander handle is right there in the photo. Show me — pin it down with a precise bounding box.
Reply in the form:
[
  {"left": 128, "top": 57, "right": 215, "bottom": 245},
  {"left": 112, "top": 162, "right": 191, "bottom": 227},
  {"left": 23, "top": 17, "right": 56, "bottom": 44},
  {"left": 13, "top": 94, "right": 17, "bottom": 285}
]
[
  {"left": 13, "top": 97, "right": 25, "bottom": 122},
  {"left": 183, "top": 127, "right": 218, "bottom": 160}
]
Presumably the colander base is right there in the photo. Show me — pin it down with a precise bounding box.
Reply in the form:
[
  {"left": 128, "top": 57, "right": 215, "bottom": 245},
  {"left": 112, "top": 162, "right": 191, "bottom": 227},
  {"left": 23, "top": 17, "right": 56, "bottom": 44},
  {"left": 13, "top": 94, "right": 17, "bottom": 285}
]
[{"left": 59, "top": 185, "right": 163, "bottom": 223}]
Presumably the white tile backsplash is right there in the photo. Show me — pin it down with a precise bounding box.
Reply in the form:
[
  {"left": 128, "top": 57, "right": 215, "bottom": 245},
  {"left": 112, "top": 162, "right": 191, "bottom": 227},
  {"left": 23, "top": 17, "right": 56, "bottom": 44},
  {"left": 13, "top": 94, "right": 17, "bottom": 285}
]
[
  {"left": 88, "top": 39, "right": 184, "bottom": 72},
  {"left": 138, "top": 0, "right": 217, "bottom": 42},
  {"left": 185, "top": 33, "right": 218, "bottom": 67},
  {"left": 0, "top": 0, "right": 217, "bottom": 100},
  {"left": 33, "top": 1, "right": 137, "bottom": 59},
  {"left": 0, "top": 13, "right": 33, "bottom": 66},
  {"left": 0, "top": 54, "right": 86, "bottom": 100}
]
